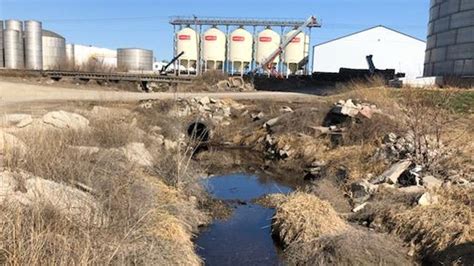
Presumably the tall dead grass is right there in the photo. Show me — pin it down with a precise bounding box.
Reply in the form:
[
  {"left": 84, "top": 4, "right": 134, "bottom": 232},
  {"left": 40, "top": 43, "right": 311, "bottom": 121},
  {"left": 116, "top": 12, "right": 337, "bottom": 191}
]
[{"left": 1, "top": 114, "right": 207, "bottom": 265}]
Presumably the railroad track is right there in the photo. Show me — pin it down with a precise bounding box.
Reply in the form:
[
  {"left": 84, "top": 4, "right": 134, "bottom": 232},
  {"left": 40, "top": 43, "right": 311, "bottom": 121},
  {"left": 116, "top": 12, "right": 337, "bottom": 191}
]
[{"left": 0, "top": 69, "right": 194, "bottom": 84}]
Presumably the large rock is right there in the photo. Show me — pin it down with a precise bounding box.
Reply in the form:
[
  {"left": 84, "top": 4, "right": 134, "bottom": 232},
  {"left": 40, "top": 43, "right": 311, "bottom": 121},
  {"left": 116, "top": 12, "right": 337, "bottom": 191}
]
[
  {"left": 0, "top": 171, "right": 103, "bottom": 225},
  {"left": 371, "top": 160, "right": 412, "bottom": 185},
  {"left": 1, "top": 114, "right": 33, "bottom": 128},
  {"left": 43, "top": 111, "right": 89, "bottom": 130},
  {"left": 121, "top": 142, "right": 154, "bottom": 167},
  {"left": 418, "top": 192, "right": 439, "bottom": 206},
  {"left": 350, "top": 180, "right": 378, "bottom": 203}
]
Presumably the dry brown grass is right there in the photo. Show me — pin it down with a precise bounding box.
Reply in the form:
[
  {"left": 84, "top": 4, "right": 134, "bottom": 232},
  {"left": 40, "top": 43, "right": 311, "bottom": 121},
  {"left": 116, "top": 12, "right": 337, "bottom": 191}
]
[
  {"left": 1, "top": 110, "right": 208, "bottom": 265},
  {"left": 353, "top": 186, "right": 473, "bottom": 258},
  {"left": 273, "top": 192, "right": 348, "bottom": 245}
]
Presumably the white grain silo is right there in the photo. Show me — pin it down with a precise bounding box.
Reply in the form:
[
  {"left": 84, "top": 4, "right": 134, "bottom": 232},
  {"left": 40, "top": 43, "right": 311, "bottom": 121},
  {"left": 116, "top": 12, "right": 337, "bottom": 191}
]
[
  {"left": 202, "top": 27, "right": 226, "bottom": 71},
  {"left": 42, "top": 30, "right": 66, "bottom": 70},
  {"left": 229, "top": 27, "right": 253, "bottom": 75},
  {"left": 24, "top": 20, "right": 43, "bottom": 70},
  {"left": 256, "top": 28, "right": 281, "bottom": 70},
  {"left": 176, "top": 27, "right": 199, "bottom": 74},
  {"left": 424, "top": 0, "right": 474, "bottom": 77},
  {"left": 4, "top": 30, "right": 24, "bottom": 69},
  {"left": 283, "top": 29, "right": 309, "bottom": 75}
]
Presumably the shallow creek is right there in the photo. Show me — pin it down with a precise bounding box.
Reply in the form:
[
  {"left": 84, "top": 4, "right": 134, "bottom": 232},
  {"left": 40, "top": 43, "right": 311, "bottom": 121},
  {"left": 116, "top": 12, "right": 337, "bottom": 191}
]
[{"left": 195, "top": 173, "right": 293, "bottom": 265}]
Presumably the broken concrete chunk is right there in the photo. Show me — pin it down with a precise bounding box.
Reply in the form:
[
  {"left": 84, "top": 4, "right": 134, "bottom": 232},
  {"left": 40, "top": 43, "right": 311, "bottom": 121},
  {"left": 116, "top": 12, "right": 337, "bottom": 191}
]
[
  {"left": 372, "top": 160, "right": 412, "bottom": 185},
  {"left": 43, "top": 111, "right": 89, "bottom": 130},
  {"left": 121, "top": 142, "right": 154, "bottom": 167},
  {"left": 350, "top": 180, "right": 378, "bottom": 204},
  {"left": 422, "top": 175, "right": 443, "bottom": 189},
  {"left": 418, "top": 192, "right": 439, "bottom": 206},
  {"left": 1, "top": 114, "right": 33, "bottom": 128},
  {"left": 264, "top": 117, "right": 280, "bottom": 128}
]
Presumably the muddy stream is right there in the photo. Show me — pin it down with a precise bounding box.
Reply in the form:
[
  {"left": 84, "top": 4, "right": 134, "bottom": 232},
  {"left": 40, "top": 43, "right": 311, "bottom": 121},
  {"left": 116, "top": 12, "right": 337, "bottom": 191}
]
[{"left": 195, "top": 173, "right": 293, "bottom": 265}]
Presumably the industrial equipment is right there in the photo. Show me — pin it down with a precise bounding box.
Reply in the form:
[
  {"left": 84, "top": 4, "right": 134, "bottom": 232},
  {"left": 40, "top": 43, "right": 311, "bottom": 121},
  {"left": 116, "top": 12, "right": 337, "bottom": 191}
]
[
  {"left": 256, "top": 16, "right": 317, "bottom": 76},
  {"left": 160, "top": 51, "right": 184, "bottom": 75}
]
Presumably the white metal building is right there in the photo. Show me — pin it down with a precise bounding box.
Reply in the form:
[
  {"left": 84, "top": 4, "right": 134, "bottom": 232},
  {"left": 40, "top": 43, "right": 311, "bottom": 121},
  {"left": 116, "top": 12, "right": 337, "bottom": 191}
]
[
  {"left": 72, "top": 44, "right": 117, "bottom": 68},
  {"left": 312, "top": 26, "right": 426, "bottom": 79}
]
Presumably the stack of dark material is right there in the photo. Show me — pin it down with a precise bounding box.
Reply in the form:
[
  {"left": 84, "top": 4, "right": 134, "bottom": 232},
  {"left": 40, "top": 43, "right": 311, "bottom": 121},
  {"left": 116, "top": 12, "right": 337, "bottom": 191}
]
[{"left": 313, "top": 68, "right": 402, "bottom": 82}]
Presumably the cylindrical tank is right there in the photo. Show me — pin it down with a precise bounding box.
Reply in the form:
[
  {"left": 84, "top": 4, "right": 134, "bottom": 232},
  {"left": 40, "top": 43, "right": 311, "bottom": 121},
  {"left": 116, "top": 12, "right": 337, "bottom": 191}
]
[
  {"left": 66, "top": 44, "right": 75, "bottom": 69},
  {"left": 229, "top": 27, "right": 253, "bottom": 74},
  {"left": 202, "top": 27, "right": 226, "bottom": 71},
  {"left": 176, "top": 27, "right": 199, "bottom": 72},
  {"left": 256, "top": 28, "right": 281, "bottom": 65},
  {"left": 4, "top": 29, "right": 24, "bottom": 69},
  {"left": 424, "top": 0, "right": 474, "bottom": 76},
  {"left": 42, "top": 30, "right": 66, "bottom": 70},
  {"left": 24, "top": 20, "right": 43, "bottom": 70},
  {"left": 117, "top": 48, "right": 153, "bottom": 72},
  {"left": 0, "top": 20, "right": 4, "bottom": 68},
  {"left": 5, "top": 19, "right": 23, "bottom": 32},
  {"left": 283, "top": 30, "right": 309, "bottom": 75}
]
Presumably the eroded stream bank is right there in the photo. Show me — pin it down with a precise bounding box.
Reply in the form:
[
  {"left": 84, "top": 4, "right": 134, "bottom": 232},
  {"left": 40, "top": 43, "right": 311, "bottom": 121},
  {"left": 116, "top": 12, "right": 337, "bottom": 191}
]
[{"left": 195, "top": 173, "right": 292, "bottom": 265}]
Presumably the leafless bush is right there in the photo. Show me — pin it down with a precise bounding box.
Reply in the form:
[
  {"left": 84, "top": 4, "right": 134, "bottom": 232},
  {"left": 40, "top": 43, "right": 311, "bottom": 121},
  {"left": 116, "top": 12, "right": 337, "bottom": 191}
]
[{"left": 79, "top": 58, "right": 116, "bottom": 73}]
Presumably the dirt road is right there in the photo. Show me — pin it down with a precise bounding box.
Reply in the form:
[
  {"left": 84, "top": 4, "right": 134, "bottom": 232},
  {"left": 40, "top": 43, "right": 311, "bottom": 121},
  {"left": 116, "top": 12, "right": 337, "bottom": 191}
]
[{"left": 0, "top": 80, "right": 320, "bottom": 105}]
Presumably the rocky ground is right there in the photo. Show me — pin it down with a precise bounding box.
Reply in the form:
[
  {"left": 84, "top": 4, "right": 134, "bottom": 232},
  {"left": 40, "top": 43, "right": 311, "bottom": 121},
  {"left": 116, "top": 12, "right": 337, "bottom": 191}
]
[{"left": 1, "top": 81, "right": 473, "bottom": 265}]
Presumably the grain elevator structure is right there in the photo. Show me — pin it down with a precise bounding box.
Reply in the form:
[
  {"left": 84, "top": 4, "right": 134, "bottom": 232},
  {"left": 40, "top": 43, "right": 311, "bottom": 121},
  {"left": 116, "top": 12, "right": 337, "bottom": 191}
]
[{"left": 170, "top": 16, "right": 320, "bottom": 76}]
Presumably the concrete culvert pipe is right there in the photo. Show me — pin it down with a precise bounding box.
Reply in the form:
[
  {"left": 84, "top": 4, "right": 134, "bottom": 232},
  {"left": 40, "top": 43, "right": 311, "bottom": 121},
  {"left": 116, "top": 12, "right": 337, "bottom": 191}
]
[{"left": 187, "top": 122, "right": 210, "bottom": 142}]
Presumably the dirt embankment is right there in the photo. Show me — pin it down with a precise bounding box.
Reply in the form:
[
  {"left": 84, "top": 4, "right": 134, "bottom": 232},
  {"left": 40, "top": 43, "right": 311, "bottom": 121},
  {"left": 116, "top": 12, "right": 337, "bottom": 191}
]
[
  {"left": 192, "top": 87, "right": 474, "bottom": 264},
  {"left": 1, "top": 79, "right": 473, "bottom": 264}
]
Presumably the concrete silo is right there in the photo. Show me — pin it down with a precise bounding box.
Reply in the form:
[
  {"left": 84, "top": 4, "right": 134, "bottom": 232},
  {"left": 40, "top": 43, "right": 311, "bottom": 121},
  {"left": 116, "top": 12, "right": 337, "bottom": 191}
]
[
  {"left": 283, "top": 30, "right": 309, "bottom": 75},
  {"left": 0, "top": 21, "right": 4, "bottom": 68},
  {"left": 42, "top": 30, "right": 66, "bottom": 70},
  {"left": 424, "top": 0, "right": 474, "bottom": 76},
  {"left": 256, "top": 28, "right": 281, "bottom": 69},
  {"left": 229, "top": 27, "right": 253, "bottom": 75},
  {"left": 176, "top": 27, "right": 199, "bottom": 74},
  {"left": 4, "top": 30, "right": 24, "bottom": 69},
  {"left": 202, "top": 27, "right": 226, "bottom": 71},
  {"left": 117, "top": 48, "right": 153, "bottom": 72},
  {"left": 24, "top": 20, "right": 43, "bottom": 70}
]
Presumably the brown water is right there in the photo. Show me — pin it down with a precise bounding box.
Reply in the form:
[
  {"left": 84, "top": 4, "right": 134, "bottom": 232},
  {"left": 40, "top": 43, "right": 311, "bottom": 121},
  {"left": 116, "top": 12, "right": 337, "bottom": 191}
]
[{"left": 195, "top": 173, "right": 292, "bottom": 266}]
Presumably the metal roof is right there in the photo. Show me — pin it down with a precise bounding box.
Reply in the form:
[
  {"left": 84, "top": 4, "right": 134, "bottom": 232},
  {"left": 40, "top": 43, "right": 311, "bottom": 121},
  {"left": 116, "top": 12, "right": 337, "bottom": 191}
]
[
  {"left": 313, "top": 25, "right": 426, "bottom": 48},
  {"left": 170, "top": 16, "right": 321, "bottom": 28},
  {"left": 42, "top": 29, "right": 65, "bottom": 39}
]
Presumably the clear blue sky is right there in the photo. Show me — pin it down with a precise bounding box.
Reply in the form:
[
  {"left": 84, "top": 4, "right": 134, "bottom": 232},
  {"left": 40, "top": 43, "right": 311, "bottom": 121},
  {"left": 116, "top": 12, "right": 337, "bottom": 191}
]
[{"left": 1, "top": 0, "right": 430, "bottom": 61}]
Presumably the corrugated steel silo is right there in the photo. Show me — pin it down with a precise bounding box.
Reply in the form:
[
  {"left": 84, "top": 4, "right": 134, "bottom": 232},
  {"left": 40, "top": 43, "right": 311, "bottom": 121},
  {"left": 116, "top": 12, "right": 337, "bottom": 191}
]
[
  {"left": 256, "top": 28, "right": 281, "bottom": 66},
  {"left": 42, "top": 30, "right": 66, "bottom": 70},
  {"left": 176, "top": 27, "right": 199, "bottom": 73},
  {"left": 202, "top": 27, "right": 226, "bottom": 71},
  {"left": 424, "top": 0, "right": 474, "bottom": 76},
  {"left": 66, "top": 44, "right": 75, "bottom": 68},
  {"left": 229, "top": 27, "right": 253, "bottom": 74},
  {"left": 4, "top": 29, "right": 24, "bottom": 69},
  {"left": 0, "top": 20, "right": 4, "bottom": 67},
  {"left": 117, "top": 48, "right": 153, "bottom": 72},
  {"left": 283, "top": 30, "right": 309, "bottom": 74},
  {"left": 24, "top": 20, "right": 43, "bottom": 70},
  {"left": 5, "top": 20, "right": 23, "bottom": 32}
]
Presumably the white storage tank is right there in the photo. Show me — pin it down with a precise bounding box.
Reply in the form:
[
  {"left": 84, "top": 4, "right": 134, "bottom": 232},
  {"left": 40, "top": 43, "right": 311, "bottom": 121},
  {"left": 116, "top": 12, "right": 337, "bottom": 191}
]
[
  {"left": 256, "top": 28, "right": 281, "bottom": 68},
  {"left": 202, "top": 27, "right": 226, "bottom": 71},
  {"left": 229, "top": 27, "right": 253, "bottom": 74},
  {"left": 176, "top": 27, "right": 199, "bottom": 73},
  {"left": 66, "top": 44, "right": 75, "bottom": 69},
  {"left": 283, "top": 30, "right": 309, "bottom": 75},
  {"left": 24, "top": 20, "right": 43, "bottom": 70},
  {"left": 42, "top": 30, "right": 66, "bottom": 70},
  {"left": 4, "top": 29, "right": 24, "bottom": 69},
  {"left": 117, "top": 48, "right": 153, "bottom": 72}
]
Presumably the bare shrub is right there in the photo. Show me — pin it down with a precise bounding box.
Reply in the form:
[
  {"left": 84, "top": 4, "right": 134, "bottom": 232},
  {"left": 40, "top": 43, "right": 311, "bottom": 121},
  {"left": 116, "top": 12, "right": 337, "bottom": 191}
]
[{"left": 79, "top": 57, "right": 116, "bottom": 73}]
